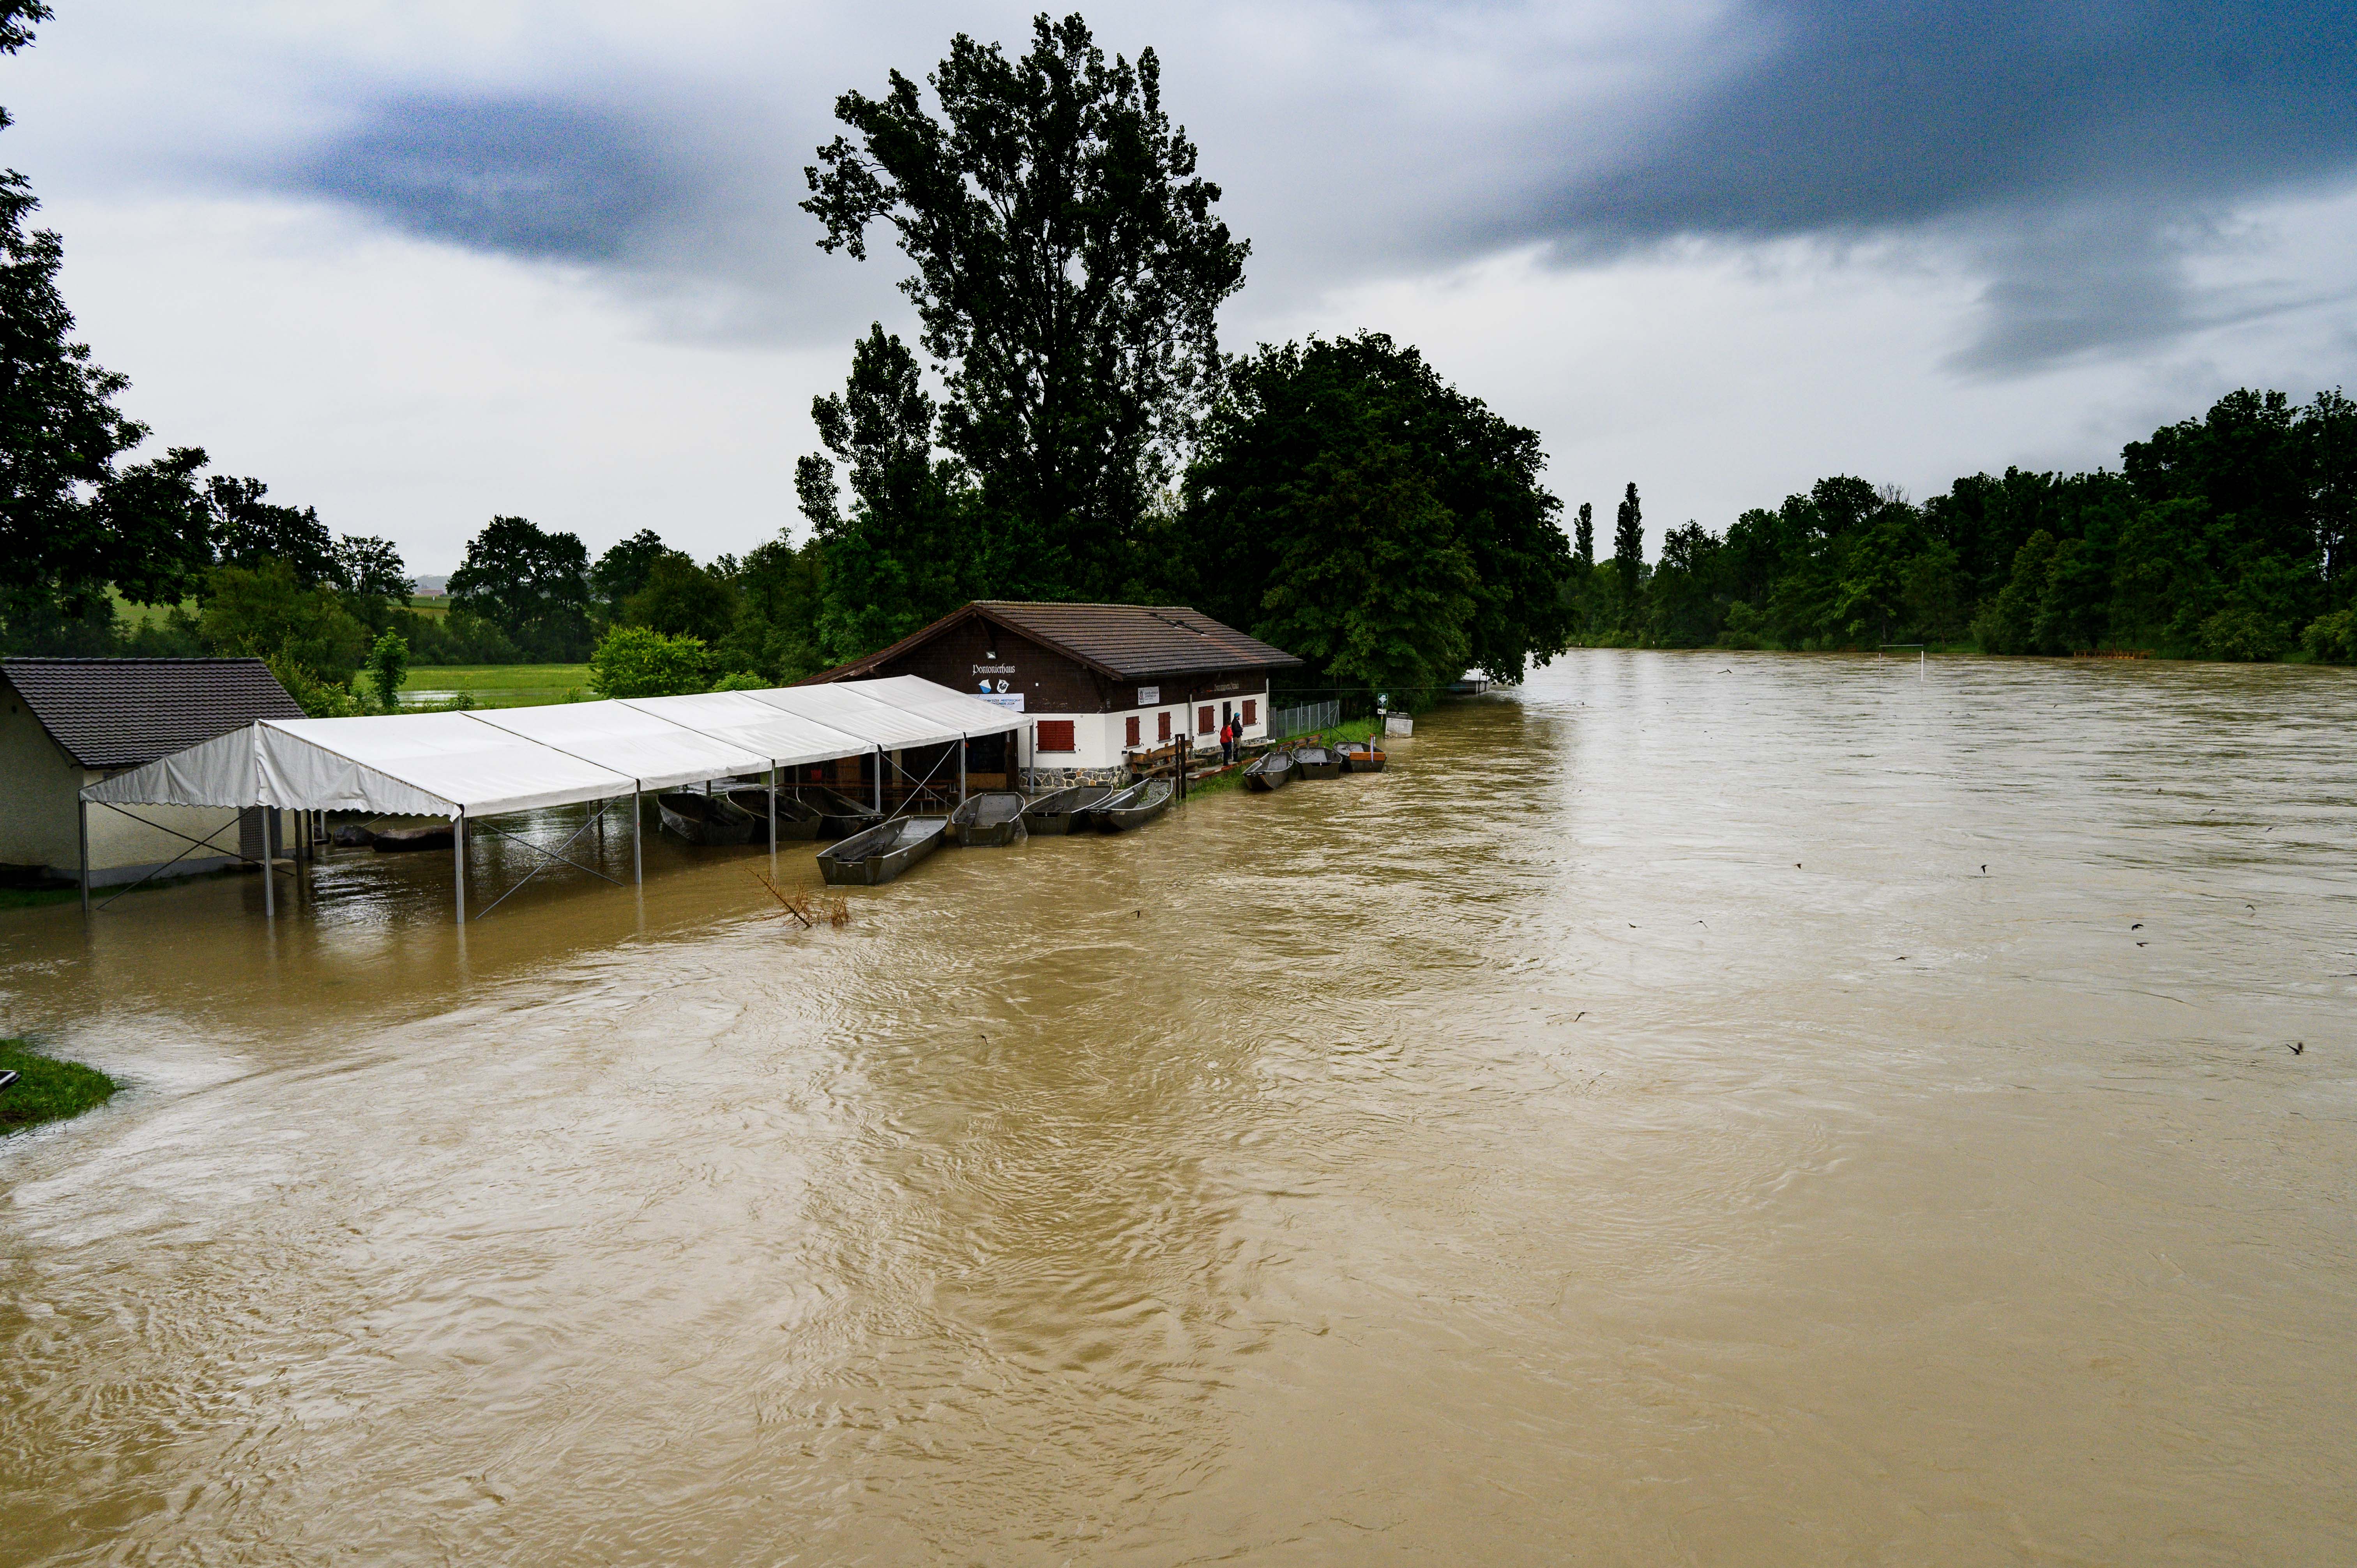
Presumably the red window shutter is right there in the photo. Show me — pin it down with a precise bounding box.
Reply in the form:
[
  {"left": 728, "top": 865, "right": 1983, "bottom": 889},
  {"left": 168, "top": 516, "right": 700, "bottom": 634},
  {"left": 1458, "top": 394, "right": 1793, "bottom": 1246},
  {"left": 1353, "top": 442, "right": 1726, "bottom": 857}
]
[
  {"left": 1157, "top": 711, "right": 1171, "bottom": 742},
  {"left": 1126, "top": 715, "right": 1141, "bottom": 747},
  {"left": 1243, "top": 699, "right": 1256, "bottom": 725},
  {"left": 1037, "top": 720, "right": 1076, "bottom": 753},
  {"left": 1197, "top": 706, "right": 1214, "bottom": 735}
]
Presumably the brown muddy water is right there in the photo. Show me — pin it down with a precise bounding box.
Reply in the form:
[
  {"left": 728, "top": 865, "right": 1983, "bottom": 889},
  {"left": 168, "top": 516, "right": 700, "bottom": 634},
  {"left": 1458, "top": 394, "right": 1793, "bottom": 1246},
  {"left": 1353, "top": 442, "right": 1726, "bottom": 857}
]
[{"left": 4, "top": 651, "right": 2355, "bottom": 1565}]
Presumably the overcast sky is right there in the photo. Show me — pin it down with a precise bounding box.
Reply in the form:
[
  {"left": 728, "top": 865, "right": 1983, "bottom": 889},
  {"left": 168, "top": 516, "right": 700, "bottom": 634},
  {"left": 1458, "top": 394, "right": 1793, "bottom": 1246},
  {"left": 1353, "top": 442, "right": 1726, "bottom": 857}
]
[{"left": 6, "top": 1, "right": 2355, "bottom": 575}]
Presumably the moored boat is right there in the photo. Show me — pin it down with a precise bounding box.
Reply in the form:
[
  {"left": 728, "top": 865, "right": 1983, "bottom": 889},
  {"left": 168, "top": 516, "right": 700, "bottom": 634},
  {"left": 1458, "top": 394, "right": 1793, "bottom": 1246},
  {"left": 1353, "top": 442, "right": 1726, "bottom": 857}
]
[
  {"left": 657, "top": 791, "right": 758, "bottom": 846},
  {"left": 949, "top": 791, "right": 1029, "bottom": 846},
  {"left": 1334, "top": 743, "right": 1387, "bottom": 773},
  {"left": 1291, "top": 746, "right": 1343, "bottom": 780},
  {"left": 722, "top": 787, "right": 823, "bottom": 840},
  {"left": 816, "top": 816, "right": 949, "bottom": 886},
  {"left": 792, "top": 785, "right": 881, "bottom": 838},
  {"left": 371, "top": 823, "right": 453, "bottom": 853},
  {"left": 1020, "top": 785, "right": 1113, "bottom": 834},
  {"left": 1242, "top": 750, "right": 1295, "bottom": 791},
  {"left": 1095, "top": 777, "right": 1175, "bottom": 832}
]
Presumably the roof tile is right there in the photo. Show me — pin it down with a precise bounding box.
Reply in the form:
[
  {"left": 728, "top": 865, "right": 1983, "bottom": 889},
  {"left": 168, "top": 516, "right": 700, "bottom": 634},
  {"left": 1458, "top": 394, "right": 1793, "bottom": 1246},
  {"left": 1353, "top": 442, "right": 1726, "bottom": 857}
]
[{"left": 3, "top": 657, "right": 305, "bottom": 770}]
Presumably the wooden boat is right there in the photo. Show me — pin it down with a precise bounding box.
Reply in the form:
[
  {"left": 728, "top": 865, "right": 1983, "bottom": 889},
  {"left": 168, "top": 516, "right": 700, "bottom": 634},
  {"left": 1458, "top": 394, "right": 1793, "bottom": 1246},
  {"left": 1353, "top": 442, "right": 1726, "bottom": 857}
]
[
  {"left": 800, "top": 786, "right": 882, "bottom": 839},
  {"left": 372, "top": 823, "right": 454, "bottom": 853},
  {"left": 722, "top": 787, "right": 823, "bottom": 840},
  {"left": 949, "top": 791, "right": 1029, "bottom": 847},
  {"left": 1335, "top": 743, "right": 1387, "bottom": 773},
  {"left": 1291, "top": 745, "right": 1343, "bottom": 780},
  {"left": 1021, "top": 785, "right": 1114, "bottom": 834},
  {"left": 1095, "top": 778, "right": 1175, "bottom": 832},
  {"left": 1242, "top": 750, "right": 1295, "bottom": 791},
  {"left": 657, "top": 790, "right": 758, "bottom": 846},
  {"left": 817, "top": 816, "right": 948, "bottom": 886}
]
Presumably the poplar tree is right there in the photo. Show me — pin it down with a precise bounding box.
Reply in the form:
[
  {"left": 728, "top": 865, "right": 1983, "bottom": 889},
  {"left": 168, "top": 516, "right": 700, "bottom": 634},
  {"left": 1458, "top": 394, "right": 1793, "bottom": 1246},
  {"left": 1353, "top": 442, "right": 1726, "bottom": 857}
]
[
  {"left": 1574, "top": 501, "right": 1594, "bottom": 567},
  {"left": 1613, "top": 482, "right": 1644, "bottom": 613}
]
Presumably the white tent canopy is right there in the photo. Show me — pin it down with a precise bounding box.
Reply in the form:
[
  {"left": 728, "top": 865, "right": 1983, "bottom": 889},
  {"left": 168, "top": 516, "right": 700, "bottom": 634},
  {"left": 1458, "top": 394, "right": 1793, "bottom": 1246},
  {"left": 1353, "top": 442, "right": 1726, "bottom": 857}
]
[
  {"left": 851, "top": 675, "right": 1032, "bottom": 739},
  {"left": 80, "top": 677, "right": 1022, "bottom": 821}
]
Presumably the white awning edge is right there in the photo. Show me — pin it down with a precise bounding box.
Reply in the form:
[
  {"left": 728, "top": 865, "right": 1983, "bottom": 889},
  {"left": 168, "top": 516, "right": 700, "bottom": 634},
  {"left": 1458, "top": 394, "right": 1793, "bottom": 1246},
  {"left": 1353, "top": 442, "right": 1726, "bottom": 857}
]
[{"left": 79, "top": 726, "right": 261, "bottom": 809}]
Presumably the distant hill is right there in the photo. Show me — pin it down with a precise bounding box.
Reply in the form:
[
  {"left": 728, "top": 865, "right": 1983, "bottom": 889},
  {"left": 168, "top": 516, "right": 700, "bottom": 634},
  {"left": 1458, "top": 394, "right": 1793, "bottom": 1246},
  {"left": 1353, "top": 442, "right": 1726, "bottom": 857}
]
[{"left": 412, "top": 574, "right": 449, "bottom": 597}]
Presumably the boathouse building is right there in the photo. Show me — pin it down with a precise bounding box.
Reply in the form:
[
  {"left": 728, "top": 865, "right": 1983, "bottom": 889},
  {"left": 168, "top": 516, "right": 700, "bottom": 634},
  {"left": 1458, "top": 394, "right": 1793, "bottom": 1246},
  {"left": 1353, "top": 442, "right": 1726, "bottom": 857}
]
[{"left": 806, "top": 602, "right": 1304, "bottom": 784}]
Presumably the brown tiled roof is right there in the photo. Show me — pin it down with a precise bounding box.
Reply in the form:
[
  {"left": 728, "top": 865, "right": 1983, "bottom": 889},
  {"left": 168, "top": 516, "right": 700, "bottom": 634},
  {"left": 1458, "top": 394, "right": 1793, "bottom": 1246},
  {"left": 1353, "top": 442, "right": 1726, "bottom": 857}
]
[
  {"left": 807, "top": 602, "right": 1303, "bottom": 684},
  {"left": 2, "top": 657, "right": 304, "bottom": 769}
]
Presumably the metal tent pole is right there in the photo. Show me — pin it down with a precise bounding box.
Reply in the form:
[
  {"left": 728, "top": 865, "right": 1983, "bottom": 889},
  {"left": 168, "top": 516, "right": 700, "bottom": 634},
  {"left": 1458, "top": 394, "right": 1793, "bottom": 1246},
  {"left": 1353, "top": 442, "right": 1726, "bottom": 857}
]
[
  {"left": 632, "top": 786, "right": 643, "bottom": 885},
  {"left": 263, "top": 808, "right": 276, "bottom": 922},
  {"left": 77, "top": 798, "right": 90, "bottom": 918},
  {"left": 768, "top": 766, "right": 777, "bottom": 856},
  {"left": 957, "top": 738, "right": 966, "bottom": 805},
  {"left": 452, "top": 814, "right": 466, "bottom": 923},
  {"left": 872, "top": 749, "right": 882, "bottom": 815}
]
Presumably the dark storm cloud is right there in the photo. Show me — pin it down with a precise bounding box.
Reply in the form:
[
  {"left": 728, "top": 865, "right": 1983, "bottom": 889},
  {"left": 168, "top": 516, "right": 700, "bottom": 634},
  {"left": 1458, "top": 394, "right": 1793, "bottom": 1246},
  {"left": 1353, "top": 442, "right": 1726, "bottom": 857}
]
[
  {"left": 218, "top": 1, "right": 2357, "bottom": 370},
  {"left": 297, "top": 96, "right": 686, "bottom": 262},
  {"left": 1532, "top": 0, "right": 2357, "bottom": 371}
]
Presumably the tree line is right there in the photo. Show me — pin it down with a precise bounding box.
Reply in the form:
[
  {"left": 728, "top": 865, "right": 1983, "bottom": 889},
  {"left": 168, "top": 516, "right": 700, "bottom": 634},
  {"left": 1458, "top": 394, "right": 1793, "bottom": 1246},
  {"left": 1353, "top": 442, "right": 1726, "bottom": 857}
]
[
  {"left": 1563, "top": 388, "right": 2355, "bottom": 663},
  {"left": 11, "top": 7, "right": 2350, "bottom": 721}
]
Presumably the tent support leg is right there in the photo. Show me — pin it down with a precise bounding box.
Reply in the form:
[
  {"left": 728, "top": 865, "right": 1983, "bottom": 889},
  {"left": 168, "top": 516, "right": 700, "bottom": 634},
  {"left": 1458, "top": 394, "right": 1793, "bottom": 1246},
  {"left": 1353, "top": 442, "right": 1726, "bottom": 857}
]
[
  {"left": 263, "top": 810, "right": 275, "bottom": 922},
  {"left": 452, "top": 815, "right": 466, "bottom": 922},
  {"left": 768, "top": 767, "right": 777, "bottom": 856},
  {"left": 632, "top": 788, "right": 642, "bottom": 885},
  {"left": 873, "top": 749, "right": 882, "bottom": 816},
  {"left": 77, "top": 799, "right": 90, "bottom": 918},
  {"left": 958, "top": 740, "right": 966, "bottom": 805}
]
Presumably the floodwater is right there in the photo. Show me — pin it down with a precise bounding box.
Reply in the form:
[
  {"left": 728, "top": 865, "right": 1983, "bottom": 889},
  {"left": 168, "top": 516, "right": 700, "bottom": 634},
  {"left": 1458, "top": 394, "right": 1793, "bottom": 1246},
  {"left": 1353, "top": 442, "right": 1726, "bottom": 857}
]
[{"left": 4, "top": 651, "right": 2355, "bottom": 1565}]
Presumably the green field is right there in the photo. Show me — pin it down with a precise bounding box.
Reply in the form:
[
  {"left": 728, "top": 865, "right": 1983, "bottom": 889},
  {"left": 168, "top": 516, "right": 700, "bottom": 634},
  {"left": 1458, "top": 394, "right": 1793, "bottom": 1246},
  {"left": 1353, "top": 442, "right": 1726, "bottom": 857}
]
[{"left": 401, "top": 664, "right": 590, "bottom": 708}]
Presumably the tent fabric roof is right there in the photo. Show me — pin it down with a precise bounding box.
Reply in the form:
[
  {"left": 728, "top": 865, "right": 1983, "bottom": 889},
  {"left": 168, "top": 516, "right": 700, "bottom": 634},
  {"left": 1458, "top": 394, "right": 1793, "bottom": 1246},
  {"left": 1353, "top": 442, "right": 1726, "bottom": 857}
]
[
  {"left": 747, "top": 683, "right": 965, "bottom": 750},
  {"left": 848, "top": 675, "right": 1033, "bottom": 739},
  {"left": 76, "top": 678, "right": 1022, "bottom": 819},
  {"left": 4, "top": 656, "right": 304, "bottom": 769},
  {"left": 620, "top": 692, "right": 872, "bottom": 770}
]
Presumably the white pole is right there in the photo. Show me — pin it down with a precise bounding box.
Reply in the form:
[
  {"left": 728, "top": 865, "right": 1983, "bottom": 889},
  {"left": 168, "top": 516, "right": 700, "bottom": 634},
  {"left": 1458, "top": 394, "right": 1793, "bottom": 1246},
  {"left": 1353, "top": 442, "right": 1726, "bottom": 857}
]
[
  {"left": 632, "top": 786, "right": 643, "bottom": 885},
  {"left": 767, "top": 765, "right": 777, "bottom": 856},
  {"left": 452, "top": 814, "right": 465, "bottom": 923},
  {"left": 873, "top": 748, "right": 882, "bottom": 815},
  {"left": 957, "top": 737, "right": 966, "bottom": 805},
  {"left": 77, "top": 797, "right": 90, "bottom": 918}
]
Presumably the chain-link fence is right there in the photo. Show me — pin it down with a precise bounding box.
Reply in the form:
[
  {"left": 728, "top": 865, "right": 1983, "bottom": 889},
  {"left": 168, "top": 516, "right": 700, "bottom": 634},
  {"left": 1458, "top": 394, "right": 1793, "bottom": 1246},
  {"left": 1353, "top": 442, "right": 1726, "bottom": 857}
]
[{"left": 1268, "top": 699, "right": 1340, "bottom": 740}]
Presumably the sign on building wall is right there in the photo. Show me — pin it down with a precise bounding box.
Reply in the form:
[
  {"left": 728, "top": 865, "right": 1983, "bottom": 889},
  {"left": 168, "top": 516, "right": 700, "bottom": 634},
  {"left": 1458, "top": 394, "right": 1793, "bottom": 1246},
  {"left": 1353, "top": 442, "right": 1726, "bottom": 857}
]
[
  {"left": 1137, "top": 686, "right": 1160, "bottom": 705},
  {"left": 979, "top": 693, "right": 1025, "bottom": 712}
]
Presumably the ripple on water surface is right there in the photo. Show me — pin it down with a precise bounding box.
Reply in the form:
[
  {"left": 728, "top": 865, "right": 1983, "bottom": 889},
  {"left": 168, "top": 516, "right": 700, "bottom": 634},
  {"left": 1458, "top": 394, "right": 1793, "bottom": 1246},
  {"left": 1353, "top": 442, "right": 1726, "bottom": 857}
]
[{"left": 3, "top": 650, "right": 2355, "bottom": 1563}]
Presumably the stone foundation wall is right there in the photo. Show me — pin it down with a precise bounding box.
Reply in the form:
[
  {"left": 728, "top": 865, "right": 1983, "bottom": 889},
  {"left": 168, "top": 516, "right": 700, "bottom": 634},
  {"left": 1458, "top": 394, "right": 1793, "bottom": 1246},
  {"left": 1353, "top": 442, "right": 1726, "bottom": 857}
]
[{"left": 1022, "top": 765, "right": 1131, "bottom": 791}]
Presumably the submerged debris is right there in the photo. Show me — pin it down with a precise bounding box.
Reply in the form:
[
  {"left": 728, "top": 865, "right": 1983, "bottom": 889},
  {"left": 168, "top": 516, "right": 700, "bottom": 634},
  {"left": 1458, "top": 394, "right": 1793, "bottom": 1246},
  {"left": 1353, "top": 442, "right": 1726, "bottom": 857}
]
[{"left": 749, "top": 870, "right": 852, "bottom": 930}]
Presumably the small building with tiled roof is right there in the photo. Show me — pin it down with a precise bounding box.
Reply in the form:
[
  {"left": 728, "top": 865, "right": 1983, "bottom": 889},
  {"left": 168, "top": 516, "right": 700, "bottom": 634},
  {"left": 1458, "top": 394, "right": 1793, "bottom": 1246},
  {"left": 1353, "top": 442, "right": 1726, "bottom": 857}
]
[
  {"left": 1, "top": 658, "right": 303, "bottom": 888},
  {"left": 806, "top": 602, "right": 1304, "bottom": 782}
]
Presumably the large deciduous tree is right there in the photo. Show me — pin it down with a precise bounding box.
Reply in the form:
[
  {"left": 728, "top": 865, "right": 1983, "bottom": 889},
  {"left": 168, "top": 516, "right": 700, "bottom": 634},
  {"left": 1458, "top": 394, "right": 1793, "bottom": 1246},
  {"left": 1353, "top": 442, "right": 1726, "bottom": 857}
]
[
  {"left": 447, "top": 516, "right": 594, "bottom": 661},
  {"left": 803, "top": 12, "right": 1247, "bottom": 600},
  {"left": 0, "top": 1, "right": 216, "bottom": 637},
  {"left": 1174, "top": 332, "right": 1574, "bottom": 697},
  {"left": 796, "top": 325, "right": 975, "bottom": 662}
]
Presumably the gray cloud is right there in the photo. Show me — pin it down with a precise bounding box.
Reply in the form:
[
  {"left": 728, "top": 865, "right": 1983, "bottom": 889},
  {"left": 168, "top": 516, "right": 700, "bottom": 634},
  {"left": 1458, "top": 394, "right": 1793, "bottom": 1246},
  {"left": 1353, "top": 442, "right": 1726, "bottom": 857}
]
[
  {"left": 1524, "top": 0, "right": 2357, "bottom": 370},
  {"left": 295, "top": 95, "right": 691, "bottom": 262}
]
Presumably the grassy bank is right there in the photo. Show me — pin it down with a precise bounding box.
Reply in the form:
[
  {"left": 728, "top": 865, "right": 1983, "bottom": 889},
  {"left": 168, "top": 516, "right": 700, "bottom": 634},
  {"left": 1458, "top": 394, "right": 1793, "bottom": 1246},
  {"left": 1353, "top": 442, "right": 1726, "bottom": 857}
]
[
  {"left": 401, "top": 664, "right": 590, "bottom": 709},
  {"left": 0, "top": 1041, "right": 120, "bottom": 1134}
]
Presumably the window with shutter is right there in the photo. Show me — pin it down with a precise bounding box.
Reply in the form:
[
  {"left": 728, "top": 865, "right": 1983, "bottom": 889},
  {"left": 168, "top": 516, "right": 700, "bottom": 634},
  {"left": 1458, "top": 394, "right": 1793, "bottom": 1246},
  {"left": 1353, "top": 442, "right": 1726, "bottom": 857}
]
[
  {"left": 1125, "top": 715, "right": 1141, "bottom": 747},
  {"left": 1037, "top": 720, "right": 1076, "bottom": 753},
  {"left": 1197, "top": 706, "right": 1214, "bottom": 735},
  {"left": 1157, "top": 711, "right": 1171, "bottom": 742},
  {"left": 1243, "top": 699, "right": 1256, "bottom": 725}
]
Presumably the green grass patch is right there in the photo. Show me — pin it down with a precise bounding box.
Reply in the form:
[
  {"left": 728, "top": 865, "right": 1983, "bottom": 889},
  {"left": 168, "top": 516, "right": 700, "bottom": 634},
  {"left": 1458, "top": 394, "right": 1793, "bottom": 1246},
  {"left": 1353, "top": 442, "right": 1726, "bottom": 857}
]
[
  {"left": 0, "top": 865, "right": 244, "bottom": 910},
  {"left": 0, "top": 1040, "right": 121, "bottom": 1134},
  {"left": 401, "top": 664, "right": 591, "bottom": 709}
]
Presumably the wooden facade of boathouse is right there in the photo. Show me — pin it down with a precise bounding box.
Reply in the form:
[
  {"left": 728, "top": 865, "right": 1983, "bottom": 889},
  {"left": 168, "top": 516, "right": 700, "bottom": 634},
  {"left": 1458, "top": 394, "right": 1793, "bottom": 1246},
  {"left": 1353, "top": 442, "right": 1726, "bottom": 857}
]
[{"left": 803, "top": 602, "right": 1304, "bottom": 784}]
